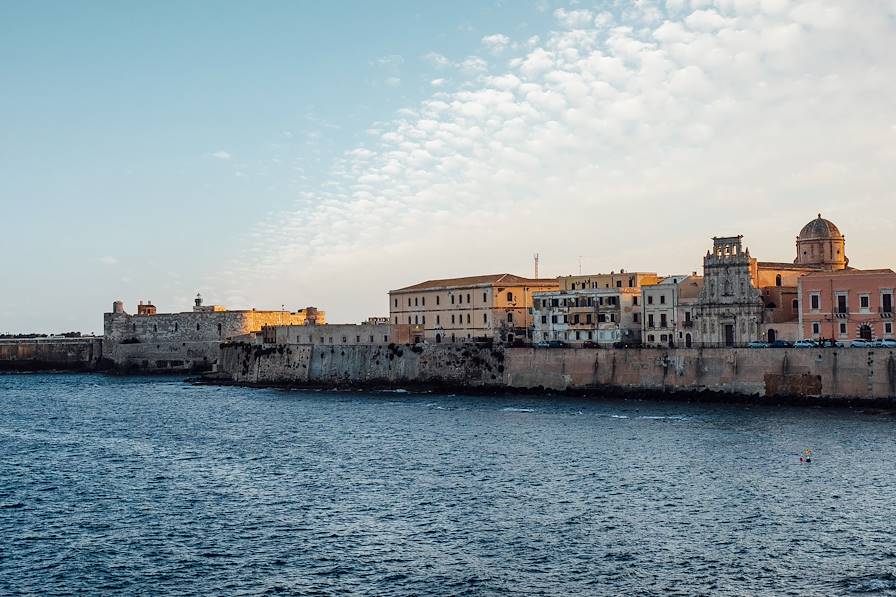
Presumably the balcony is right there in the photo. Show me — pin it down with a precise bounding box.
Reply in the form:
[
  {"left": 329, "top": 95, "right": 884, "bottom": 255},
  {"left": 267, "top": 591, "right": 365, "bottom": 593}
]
[
  {"left": 682, "top": 320, "right": 694, "bottom": 328},
  {"left": 881, "top": 307, "right": 894, "bottom": 319}
]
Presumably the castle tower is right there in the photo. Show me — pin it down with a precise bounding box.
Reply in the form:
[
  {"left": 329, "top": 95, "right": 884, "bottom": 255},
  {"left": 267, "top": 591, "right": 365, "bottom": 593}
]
[{"left": 795, "top": 214, "right": 848, "bottom": 270}]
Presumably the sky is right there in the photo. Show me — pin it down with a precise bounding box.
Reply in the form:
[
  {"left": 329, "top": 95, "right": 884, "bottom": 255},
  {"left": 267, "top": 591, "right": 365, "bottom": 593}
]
[{"left": 1, "top": 0, "right": 895, "bottom": 334}]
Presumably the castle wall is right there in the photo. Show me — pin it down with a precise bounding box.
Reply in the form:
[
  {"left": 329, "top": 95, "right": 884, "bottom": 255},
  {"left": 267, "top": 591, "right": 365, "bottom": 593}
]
[{"left": 103, "top": 310, "right": 320, "bottom": 371}]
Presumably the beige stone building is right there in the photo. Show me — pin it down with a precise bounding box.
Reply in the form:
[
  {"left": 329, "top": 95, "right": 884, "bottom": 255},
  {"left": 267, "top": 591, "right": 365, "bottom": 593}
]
[
  {"left": 558, "top": 271, "right": 659, "bottom": 291},
  {"left": 103, "top": 295, "right": 324, "bottom": 370},
  {"left": 388, "top": 274, "right": 559, "bottom": 344},
  {"left": 531, "top": 287, "right": 643, "bottom": 346},
  {"left": 642, "top": 275, "right": 703, "bottom": 348}
]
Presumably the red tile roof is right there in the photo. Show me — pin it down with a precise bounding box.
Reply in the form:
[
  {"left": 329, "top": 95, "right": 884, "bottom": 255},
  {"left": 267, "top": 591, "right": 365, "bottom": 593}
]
[{"left": 391, "top": 273, "right": 559, "bottom": 292}]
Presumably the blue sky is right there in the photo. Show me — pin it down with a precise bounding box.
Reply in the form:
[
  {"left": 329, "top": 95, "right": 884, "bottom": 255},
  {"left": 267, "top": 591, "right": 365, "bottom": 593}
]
[{"left": 2, "top": 1, "right": 895, "bottom": 333}]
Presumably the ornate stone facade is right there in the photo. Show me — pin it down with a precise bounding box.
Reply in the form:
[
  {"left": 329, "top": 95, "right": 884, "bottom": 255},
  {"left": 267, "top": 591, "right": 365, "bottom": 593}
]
[{"left": 696, "top": 236, "right": 762, "bottom": 346}]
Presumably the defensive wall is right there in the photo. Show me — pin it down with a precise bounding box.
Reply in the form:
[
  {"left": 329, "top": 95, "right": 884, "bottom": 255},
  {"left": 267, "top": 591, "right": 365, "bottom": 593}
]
[
  {"left": 0, "top": 338, "right": 104, "bottom": 372},
  {"left": 217, "top": 342, "right": 896, "bottom": 400}
]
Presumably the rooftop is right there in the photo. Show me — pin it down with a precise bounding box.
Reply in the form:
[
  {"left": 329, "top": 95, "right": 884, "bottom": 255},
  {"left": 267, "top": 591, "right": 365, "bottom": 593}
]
[{"left": 391, "top": 273, "right": 558, "bottom": 292}]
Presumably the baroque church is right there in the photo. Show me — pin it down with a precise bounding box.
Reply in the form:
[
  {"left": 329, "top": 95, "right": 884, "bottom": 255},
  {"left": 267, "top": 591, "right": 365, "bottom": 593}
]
[{"left": 695, "top": 215, "right": 847, "bottom": 346}]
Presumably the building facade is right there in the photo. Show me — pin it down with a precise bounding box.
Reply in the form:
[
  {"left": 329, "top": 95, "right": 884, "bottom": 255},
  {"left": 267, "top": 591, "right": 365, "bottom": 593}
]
[
  {"left": 103, "top": 296, "right": 324, "bottom": 370},
  {"left": 558, "top": 271, "right": 659, "bottom": 291},
  {"left": 388, "top": 274, "right": 559, "bottom": 344},
  {"left": 531, "top": 288, "right": 642, "bottom": 346},
  {"left": 798, "top": 269, "right": 896, "bottom": 342},
  {"left": 642, "top": 275, "right": 703, "bottom": 348}
]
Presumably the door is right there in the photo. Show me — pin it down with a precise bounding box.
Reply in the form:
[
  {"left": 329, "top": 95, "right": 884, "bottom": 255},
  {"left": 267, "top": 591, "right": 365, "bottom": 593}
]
[
  {"left": 724, "top": 324, "right": 735, "bottom": 347},
  {"left": 767, "top": 329, "right": 776, "bottom": 343},
  {"left": 860, "top": 324, "right": 873, "bottom": 340},
  {"left": 685, "top": 333, "right": 692, "bottom": 348}
]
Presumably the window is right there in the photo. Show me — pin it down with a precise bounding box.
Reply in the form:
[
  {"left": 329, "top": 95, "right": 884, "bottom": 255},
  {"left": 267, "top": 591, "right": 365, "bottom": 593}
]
[
  {"left": 483, "top": 292, "right": 487, "bottom": 302},
  {"left": 860, "top": 295, "right": 870, "bottom": 311},
  {"left": 647, "top": 295, "right": 653, "bottom": 305},
  {"left": 839, "top": 322, "right": 847, "bottom": 336},
  {"left": 414, "top": 315, "right": 419, "bottom": 324},
  {"left": 660, "top": 334, "right": 667, "bottom": 342},
  {"left": 507, "top": 292, "right": 514, "bottom": 302},
  {"left": 616, "top": 281, "right": 622, "bottom": 288},
  {"left": 837, "top": 294, "right": 848, "bottom": 314},
  {"left": 562, "top": 315, "right": 568, "bottom": 323},
  {"left": 394, "top": 298, "right": 398, "bottom": 308},
  {"left": 883, "top": 293, "right": 893, "bottom": 313},
  {"left": 451, "top": 295, "right": 455, "bottom": 305},
  {"left": 484, "top": 314, "right": 488, "bottom": 324},
  {"left": 575, "top": 331, "right": 581, "bottom": 340},
  {"left": 792, "top": 299, "right": 798, "bottom": 310},
  {"left": 810, "top": 294, "right": 820, "bottom": 310},
  {"left": 506, "top": 312, "right": 513, "bottom": 323},
  {"left": 408, "top": 317, "right": 412, "bottom": 324},
  {"left": 422, "top": 316, "right": 426, "bottom": 325},
  {"left": 395, "top": 317, "right": 398, "bottom": 324},
  {"left": 551, "top": 315, "right": 558, "bottom": 324},
  {"left": 196, "top": 323, "right": 200, "bottom": 331},
  {"left": 356, "top": 336, "right": 361, "bottom": 343},
  {"left": 648, "top": 334, "right": 655, "bottom": 342},
  {"left": 684, "top": 311, "right": 691, "bottom": 323},
  {"left": 153, "top": 324, "right": 158, "bottom": 332},
  {"left": 451, "top": 315, "right": 456, "bottom": 324},
  {"left": 541, "top": 315, "right": 547, "bottom": 324},
  {"left": 648, "top": 314, "right": 655, "bottom": 328},
  {"left": 217, "top": 323, "right": 222, "bottom": 336},
  {"left": 408, "top": 298, "right": 411, "bottom": 307},
  {"left": 586, "top": 314, "right": 593, "bottom": 324},
  {"left": 174, "top": 323, "right": 179, "bottom": 332},
  {"left": 660, "top": 295, "right": 666, "bottom": 305},
  {"left": 436, "top": 315, "right": 440, "bottom": 325},
  {"left": 436, "top": 296, "right": 440, "bottom": 305},
  {"left": 466, "top": 313, "right": 471, "bottom": 324},
  {"left": 633, "top": 313, "right": 640, "bottom": 323},
  {"left": 628, "top": 277, "right": 634, "bottom": 288},
  {"left": 466, "top": 293, "right": 471, "bottom": 303},
  {"left": 384, "top": 335, "right": 389, "bottom": 342},
  {"left": 775, "top": 274, "right": 782, "bottom": 287},
  {"left": 414, "top": 297, "right": 418, "bottom": 306},
  {"left": 342, "top": 336, "right": 347, "bottom": 343},
  {"left": 660, "top": 314, "right": 668, "bottom": 328},
  {"left": 812, "top": 322, "right": 820, "bottom": 335},
  {"left": 422, "top": 297, "right": 426, "bottom": 306},
  {"left": 633, "top": 296, "right": 638, "bottom": 306},
  {"left": 886, "top": 322, "right": 893, "bottom": 335}
]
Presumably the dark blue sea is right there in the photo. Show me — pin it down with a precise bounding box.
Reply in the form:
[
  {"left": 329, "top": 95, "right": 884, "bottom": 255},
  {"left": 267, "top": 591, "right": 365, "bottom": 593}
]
[{"left": 2, "top": 374, "right": 895, "bottom": 596}]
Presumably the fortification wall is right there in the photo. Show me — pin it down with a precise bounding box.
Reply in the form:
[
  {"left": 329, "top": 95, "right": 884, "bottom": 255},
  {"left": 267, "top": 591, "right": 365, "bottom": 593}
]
[
  {"left": 0, "top": 338, "right": 104, "bottom": 371},
  {"left": 218, "top": 342, "right": 896, "bottom": 400},
  {"left": 220, "top": 342, "right": 506, "bottom": 387}
]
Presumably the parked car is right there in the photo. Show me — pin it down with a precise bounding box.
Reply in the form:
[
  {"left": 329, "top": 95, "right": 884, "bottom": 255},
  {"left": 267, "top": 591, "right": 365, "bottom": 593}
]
[
  {"left": 813, "top": 338, "right": 845, "bottom": 348},
  {"left": 582, "top": 341, "right": 599, "bottom": 348},
  {"left": 850, "top": 339, "right": 874, "bottom": 348},
  {"left": 873, "top": 338, "right": 896, "bottom": 348},
  {"left": 547, "top": 340, "right": 569, "bottom": 348},
  {"left": 747, "top": 341, "right": 769, "bottom": 348},
  {"left": 793, "top": 340, "right": 816, "bottom": 348},
  {"left": 534, "top": 340, "right": 551, "bottom": 348},
  {"left": 770, "top": 340, "right": 793, "bottom": 348}
]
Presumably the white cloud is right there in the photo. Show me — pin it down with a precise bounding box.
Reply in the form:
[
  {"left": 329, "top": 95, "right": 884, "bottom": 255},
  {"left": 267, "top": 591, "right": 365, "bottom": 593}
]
[
  {"left": 99, "top": 256, "right": 118, "bottom": 265},
  {"left": 210, "top": 150, "right": 231, "bottom": 160},
  {"left": 481, "top": 33, "right": 511, "bottom": 53},
  {"left": 553, "top": 8, "right": 595, "bottom": 29},
  {"left": 431, "top": 78, "right": 446, "bottom": 87},
  {"left": 216, "top": 0, "right": 896, "bottom": 323}
]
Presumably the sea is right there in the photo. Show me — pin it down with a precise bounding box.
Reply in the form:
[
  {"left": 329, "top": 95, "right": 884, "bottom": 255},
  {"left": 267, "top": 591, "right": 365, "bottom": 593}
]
[{"left": 1, "top": 374, "right": 895, "bottom": 596}]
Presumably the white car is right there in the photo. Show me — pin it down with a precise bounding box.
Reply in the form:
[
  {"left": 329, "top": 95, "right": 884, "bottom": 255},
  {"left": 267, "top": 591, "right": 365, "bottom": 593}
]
[
  {"left": 793, "top": 340, "right": 815, "bottom": 348},
  {"left": 873, "top": 338, "right": 896, "bottom": 348},
  {"left": 850, "top": 339, "right": 874, "bottom": 348}
]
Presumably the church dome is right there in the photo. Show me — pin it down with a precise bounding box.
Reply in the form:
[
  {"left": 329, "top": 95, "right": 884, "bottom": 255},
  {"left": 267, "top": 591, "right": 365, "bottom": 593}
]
[{"left": 798, "top": 214, "right": 843, "bottom": 240}]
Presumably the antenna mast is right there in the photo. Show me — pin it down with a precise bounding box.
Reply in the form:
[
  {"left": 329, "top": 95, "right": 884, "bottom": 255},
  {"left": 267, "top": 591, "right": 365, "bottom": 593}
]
[{"left": 533, "top": 253, "right": 540, "bottom": 279}]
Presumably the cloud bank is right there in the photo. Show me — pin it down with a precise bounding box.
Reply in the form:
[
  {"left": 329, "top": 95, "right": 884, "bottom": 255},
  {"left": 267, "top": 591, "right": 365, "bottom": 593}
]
[{"left": 214, "top": 0, "right": 896, "bottom": 321}]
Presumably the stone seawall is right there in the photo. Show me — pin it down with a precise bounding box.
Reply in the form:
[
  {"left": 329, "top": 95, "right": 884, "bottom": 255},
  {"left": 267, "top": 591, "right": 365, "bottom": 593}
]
[
  {"left": 218, "top": 342, "right": 896, "bottom": 400},
  {"left": 0, "top": 338, "right": 104, "bottom": 372}
]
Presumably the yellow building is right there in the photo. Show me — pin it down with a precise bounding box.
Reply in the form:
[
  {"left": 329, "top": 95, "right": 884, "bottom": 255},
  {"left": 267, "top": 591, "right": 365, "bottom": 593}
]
[
  {"left": 559, "top": 271, "right": 660, "bottom": 291},
  {"left": 389, "top": 273, "right": 559, "bottom": 344}
]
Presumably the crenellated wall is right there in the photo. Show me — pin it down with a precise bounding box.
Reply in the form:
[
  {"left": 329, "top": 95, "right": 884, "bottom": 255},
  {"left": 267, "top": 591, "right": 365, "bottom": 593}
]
[{"left": 217, "top": 342, "right": 896, "bottom": 400}]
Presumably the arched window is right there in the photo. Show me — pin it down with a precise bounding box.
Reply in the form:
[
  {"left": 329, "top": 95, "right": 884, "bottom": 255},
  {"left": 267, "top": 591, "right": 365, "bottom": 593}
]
[
  {"left": 506, "top": 291, "right": 514, "bottom": 302},
  {"left": 775, "top": 274, "right": 782, "bottom": 287},
  {"left": 217, "top": 323, "right": 222, "bottom": 336}
]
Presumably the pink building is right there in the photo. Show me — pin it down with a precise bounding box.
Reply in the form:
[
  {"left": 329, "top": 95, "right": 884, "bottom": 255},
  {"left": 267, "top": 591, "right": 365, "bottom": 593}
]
[{"left": 798, "top": 269, "right": 896, "bottom": 341}]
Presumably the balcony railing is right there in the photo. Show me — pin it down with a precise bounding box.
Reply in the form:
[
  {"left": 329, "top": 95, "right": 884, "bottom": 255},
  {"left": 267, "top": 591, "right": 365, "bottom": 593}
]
[{"left": 881, "top": 307, "right": 894, "bottom": 318}]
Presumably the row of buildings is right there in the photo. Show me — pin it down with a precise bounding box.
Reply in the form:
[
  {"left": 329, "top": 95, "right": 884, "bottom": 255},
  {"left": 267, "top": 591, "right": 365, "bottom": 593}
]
[
  {"left": 386, "top": 215, "right": 895, "bottom": 347},
  {"left": 103, "top": 215, "right": 893, "bottom": 371}
]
